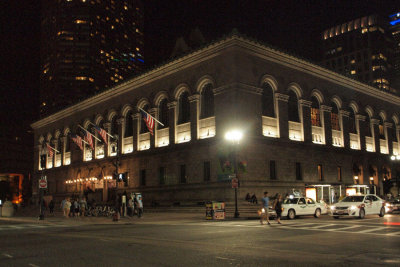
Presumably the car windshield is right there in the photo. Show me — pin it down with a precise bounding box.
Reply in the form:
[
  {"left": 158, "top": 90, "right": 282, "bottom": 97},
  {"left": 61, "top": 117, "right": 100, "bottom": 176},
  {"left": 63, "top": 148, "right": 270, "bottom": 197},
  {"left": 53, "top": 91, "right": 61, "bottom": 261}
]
[
  {"left": 341, "top": 196, "right": 364, "bottom": 202},
  {"left": 283, "top": 198, "right": 298, "bottom": 204}
]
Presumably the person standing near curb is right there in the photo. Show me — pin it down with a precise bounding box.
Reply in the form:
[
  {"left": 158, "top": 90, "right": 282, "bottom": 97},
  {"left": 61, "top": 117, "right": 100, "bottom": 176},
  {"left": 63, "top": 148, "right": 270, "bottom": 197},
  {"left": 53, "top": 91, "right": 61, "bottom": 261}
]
[
  {"left": 273, "top": 194, "right": 283, "bottom": 224},
  {"left": 260, "top": 191, "right": 270, "bottom": 225},
  {"left": 137, "top": 195, "right": 143, "bottom": 218}
]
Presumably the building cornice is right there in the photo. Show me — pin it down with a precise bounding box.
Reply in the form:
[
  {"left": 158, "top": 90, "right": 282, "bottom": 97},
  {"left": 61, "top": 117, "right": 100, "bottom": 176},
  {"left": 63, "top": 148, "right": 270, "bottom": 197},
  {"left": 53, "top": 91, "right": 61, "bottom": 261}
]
[{"left": 32, "top": 34, "right": 400, "bottom": 129}]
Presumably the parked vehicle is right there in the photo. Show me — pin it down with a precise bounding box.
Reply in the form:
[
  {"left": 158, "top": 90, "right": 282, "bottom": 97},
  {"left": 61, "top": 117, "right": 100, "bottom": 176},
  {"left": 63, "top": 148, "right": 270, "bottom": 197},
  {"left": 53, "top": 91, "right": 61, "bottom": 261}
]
[
  {"left": 385, "top": 197, "right": 400, "bottom": 213},
  {"left": 330, "top": 194, "right": 385, "bottom": 219},
  {"left": 282, "top": 197, "right": 325, "bottom": 220}
]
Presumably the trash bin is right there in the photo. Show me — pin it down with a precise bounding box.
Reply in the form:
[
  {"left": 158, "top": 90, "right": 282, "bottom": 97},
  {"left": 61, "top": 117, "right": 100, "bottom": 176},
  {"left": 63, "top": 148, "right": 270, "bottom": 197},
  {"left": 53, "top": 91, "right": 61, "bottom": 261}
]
[{"left": 205, "top": 201, "right": 225, "bottom": 220}]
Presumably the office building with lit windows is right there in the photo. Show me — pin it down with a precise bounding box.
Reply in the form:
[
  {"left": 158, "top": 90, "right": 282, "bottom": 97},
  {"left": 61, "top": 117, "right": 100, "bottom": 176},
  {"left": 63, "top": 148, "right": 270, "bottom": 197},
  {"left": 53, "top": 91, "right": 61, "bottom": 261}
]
[
  {"left": 390, "top": 12, "right": 400, "bottom": 89},
  {"left": 40, "top": 0, "right": 144, "bottom": 117},
  {"left": 321, "top": 15, "right": 396, "bottom": 94},
  {"left": 31, "top": 32, "right": 400, "bottom": 206}
]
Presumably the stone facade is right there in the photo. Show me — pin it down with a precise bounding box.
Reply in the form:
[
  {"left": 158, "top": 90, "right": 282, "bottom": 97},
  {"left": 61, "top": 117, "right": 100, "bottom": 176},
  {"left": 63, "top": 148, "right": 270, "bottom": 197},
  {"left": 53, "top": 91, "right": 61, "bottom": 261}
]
[{"left": 31, "top": 33, "right": 400, "bottom": 205}]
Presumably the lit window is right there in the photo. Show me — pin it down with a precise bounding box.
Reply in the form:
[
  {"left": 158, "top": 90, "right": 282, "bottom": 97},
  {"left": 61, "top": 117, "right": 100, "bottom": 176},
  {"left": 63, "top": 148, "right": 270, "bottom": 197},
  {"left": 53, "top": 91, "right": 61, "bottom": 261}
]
[
  {"left": 124, "top": 5, "right": 128, "bottom": 10},
  {"left": 75, "top": 20, "right": 87, "bottom": 24},
  {"left": 111, "top": 25, "right": 114, "bottom": 29},
  {"left": 361, "top": 28, "right": 368, "bottom": 34},
  {"left": 351, "top": 70, "right": 356, "bottom": 74},
  {"left": 76, "top": 76, "right": 88, "bottom": 80},
  {"left": 88, "top": 77, "right": 94, "bottom": 82}
]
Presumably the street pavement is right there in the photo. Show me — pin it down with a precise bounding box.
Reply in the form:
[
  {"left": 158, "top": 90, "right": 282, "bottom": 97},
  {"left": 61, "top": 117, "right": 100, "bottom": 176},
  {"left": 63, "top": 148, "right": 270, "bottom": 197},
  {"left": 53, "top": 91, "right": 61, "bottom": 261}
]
[{"left": 0, "top": 210, "right": 399, "bottom": 266}]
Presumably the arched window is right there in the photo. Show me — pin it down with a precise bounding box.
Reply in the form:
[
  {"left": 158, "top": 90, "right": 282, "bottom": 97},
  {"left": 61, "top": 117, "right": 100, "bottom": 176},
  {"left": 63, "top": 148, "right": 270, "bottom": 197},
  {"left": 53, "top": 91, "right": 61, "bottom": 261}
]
[
  {"left": 140, "top": 105, "right": 150, "bottom": 133},
  {"left": 158, "top": 98, "right": 169, "bottom": 128},
  {"left": 311, "top": 96, "right": 321, "bottom": 127},
  {"left": 365, "top": 116, "right": 372, "bottom": 136},
  {"left": 331, "top": 102, "right": 340, "bottom": 131},
  {"left": 111, "top": 116, "right": 118, "bottom": 137},
  {"left": 262, "top": 83, "right": 275, "bottom": 117},
  {"left": 56, "top": 138, "right": 62, "bottom": 155},
  {"left": 124, "top": 111, "right": 133, "bottom": 137},
  {"left": 391, "top": 120, "right": 398, "bottom": 142},
  {"left": 178, "top": 91, "right": 190, "bottom": 124},
  {"left": 65, "top": 134, "right": 70, "bottom": 152},
  {"left": 349, "top": 110, "right": 357, "bottom": 134},
  {"left": 379, "top": 118, "right": 385, "bottom": 139},
  {"left": 288, "top": 90, "right": 299, "bottom": 122},
  {"left": 200, "top": 84, "right": 214, "bottom": 119}
]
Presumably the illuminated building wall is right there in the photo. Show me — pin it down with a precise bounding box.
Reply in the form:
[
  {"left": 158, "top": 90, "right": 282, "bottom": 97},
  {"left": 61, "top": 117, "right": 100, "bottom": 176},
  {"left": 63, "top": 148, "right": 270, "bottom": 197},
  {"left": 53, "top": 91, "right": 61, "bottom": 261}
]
[
  {"left": 31, "top": 32, "right": 400, "bottom": 204},
  {"left": 40, "top": 0, "right": 144, "bottom": 117},
  {"left": 390, "top": 12, "right": 400, "bottom": 90},
  {"left": 321, "top": 15, "right": 396, "bottom": 94}
]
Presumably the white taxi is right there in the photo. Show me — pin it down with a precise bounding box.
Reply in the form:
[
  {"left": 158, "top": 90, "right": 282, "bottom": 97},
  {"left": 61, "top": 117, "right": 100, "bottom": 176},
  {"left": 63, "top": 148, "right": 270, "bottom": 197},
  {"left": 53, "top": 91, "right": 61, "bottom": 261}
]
[
  {"left": 330, "top": 194, "right": 385, "bottom": 219},
  {"left": 282, "top": 197, "right": 326, "bottom": 219}
]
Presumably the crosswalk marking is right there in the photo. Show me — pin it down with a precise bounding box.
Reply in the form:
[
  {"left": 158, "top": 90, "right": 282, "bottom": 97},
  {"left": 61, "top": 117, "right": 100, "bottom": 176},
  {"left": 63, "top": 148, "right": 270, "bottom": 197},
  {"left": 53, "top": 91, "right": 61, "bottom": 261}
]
[
  {"left": 326, "top": 225, "right": 360, "bottom": 231},
  {"left": 310, "top": 223, "right": 336, "bottom": 229},
  {"left": 0, "top": 224, "right": 70, "bottom": 231},
  {"left": 357, "top": 226, "right": 388, "bottom": 233}
]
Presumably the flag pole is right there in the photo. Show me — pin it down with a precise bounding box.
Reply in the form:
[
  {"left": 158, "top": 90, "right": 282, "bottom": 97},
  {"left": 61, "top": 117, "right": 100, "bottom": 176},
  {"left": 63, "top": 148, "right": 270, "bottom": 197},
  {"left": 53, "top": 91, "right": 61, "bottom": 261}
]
[
  {"left": 88, "top": 121, "right": 116, "bottom": 139},
  {"left": 138, "top": 107, "right": 164, "bottom": 127},
  {"left": 69, "top": 134, "right": 89, "bottom": 145},
  {"left": 46, "top": 143, "right": 60, "bottom": 153},
  {"left": 78, "top": 124, "right": 101, "bottom": 142}
]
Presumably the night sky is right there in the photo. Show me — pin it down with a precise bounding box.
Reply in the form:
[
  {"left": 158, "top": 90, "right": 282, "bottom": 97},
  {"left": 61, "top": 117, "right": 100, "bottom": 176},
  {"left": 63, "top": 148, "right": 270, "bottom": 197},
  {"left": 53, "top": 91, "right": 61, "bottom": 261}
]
[{"left": 0, "top": 0, "right": 398, "bottom": 129}]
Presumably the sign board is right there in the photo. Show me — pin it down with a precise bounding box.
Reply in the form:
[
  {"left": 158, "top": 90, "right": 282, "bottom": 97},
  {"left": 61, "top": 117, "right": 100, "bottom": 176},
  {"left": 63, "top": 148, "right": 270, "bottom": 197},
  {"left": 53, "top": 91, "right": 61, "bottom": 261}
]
[
  {"left": 231, "top": 178, "right": 239, "bottom": 188},
  {"left": 39, "top": 176, "right": 47, "bottom": 189}
]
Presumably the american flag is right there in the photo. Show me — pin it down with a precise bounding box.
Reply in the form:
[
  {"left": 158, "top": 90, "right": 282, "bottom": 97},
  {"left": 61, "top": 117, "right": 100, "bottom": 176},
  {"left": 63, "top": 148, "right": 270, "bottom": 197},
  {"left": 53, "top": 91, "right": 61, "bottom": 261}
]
[
  {"left": 84, "top": 130, "right": 94, "bottom": 150},
  {"left": 140, "top": 109, "right": 155, "bottom": 135},
  {"left": 46, "top": 143, "right": 54, "bottom": 158},
  {"left": 93, "top": 125, "right": 108, "bottom": 144},
  {"left": 70, "top": 134, "right": 84, "bottom": 150}
]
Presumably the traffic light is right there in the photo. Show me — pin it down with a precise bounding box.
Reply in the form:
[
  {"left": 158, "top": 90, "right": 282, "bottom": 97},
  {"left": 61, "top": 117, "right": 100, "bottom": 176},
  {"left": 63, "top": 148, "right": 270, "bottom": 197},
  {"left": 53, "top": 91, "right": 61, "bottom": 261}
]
[{"left": 40, "top": 155, "right": 46, "bottom": 169}]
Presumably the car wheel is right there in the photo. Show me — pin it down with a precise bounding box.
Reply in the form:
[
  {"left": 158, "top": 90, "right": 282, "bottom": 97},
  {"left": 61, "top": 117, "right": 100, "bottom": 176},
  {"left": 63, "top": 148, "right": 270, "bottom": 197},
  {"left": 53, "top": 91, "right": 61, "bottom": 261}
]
[
  {"left": 287, "top": 209, "right": 296, "bottom": 220},
  {"left": 379, "top": 207, "right": 385, "bottom": 217},
  {"left": 333, "top": 216, "right": 339, "bottom": 219},
  {"left": 314, "top": 208, "right": 321, "bottom": 218},
  {"left": 359, "top": 208, "right": 365, "bottom": 219}
]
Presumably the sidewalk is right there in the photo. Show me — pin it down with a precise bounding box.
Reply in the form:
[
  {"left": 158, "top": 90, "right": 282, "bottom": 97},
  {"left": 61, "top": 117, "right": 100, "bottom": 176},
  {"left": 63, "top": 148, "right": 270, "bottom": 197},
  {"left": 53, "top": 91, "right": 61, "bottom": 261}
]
[{"left": 0, "top": 206, "right": 254, "bottom": 226}]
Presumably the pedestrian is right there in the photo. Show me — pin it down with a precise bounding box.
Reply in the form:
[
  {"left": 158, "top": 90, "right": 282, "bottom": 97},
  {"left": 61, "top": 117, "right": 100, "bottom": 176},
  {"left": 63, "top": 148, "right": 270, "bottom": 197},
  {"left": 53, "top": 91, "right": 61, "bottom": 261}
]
[
  {"left": 251, "top": 193, "right": 258, "bottom": 204},
  {"left": 273, "top": 194, "right": 283, "bottom": 224},
  {"left": 127, "top": 196, "right": 133, "bottom": 217},
  {"left": 49, "top": 199, "right": 55, "bottom": 214},
  {"left": 64, "top": 198, "right": 71, "bottom": 217},
  {"left": 73, "top": 199, "right": 79, "bottom": 217},
  {"left": 79, "top": 198, "right": 87, "bottom": 216},
  {"left": 245, "top": 193, "right": 251, "bottom": 202},
  {"left": 260, "top": 191, "right": 270, "bottom": 225},
  {"left": 61, "top": 198, "right": 66, "bottom": 216},
  {"left": 136, "top": 195, "right": 143, "bottom": 218}
]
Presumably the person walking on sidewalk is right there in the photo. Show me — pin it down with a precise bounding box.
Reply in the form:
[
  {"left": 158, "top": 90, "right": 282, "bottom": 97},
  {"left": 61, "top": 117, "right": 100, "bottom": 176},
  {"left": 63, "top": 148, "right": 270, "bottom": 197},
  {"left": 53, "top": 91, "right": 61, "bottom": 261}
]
[
  {"left": 260, "top": 191, "right": 270, "bottom": 225},
  {"left": 273, "top": 194, "right": 283, "bottom": 224},
  {"left": 49, "top": 199, "right": 55, "bottom": 215},
  {"left": 136, "top": 195, "right": 143, "bottom": 218},
  {"left": 64, "top": 198, "right": 71, "bottom": 218}
]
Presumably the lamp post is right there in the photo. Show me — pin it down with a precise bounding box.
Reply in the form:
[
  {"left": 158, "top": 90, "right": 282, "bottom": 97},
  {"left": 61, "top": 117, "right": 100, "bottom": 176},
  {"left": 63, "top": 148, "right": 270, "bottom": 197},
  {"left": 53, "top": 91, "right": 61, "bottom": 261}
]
[{"left": 225, "top": 129, "right": 243, "bottom": 218}]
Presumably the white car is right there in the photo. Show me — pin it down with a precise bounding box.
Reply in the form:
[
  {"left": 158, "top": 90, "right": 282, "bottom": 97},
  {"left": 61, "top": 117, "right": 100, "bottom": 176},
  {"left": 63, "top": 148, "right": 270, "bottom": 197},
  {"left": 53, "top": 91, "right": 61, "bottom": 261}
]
[
  {"left": 330, "top": 194, "right": 385, "bottom": 219},
  {"left": 282, "top": 197, "right": 326, "bottom": 219}
]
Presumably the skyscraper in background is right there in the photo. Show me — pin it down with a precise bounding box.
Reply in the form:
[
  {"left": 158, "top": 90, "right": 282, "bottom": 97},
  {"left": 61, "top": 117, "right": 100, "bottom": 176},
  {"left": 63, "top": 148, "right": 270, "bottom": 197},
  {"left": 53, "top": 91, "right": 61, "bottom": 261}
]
[
  {"left": 321, "top": 14, "right": 397, "bottom": 95},
  {"left": 40, "top": 0, "right": 144, "bottom": 117},
  {"left": 389, "top": 12, "right": 400, "bottom": 90}
]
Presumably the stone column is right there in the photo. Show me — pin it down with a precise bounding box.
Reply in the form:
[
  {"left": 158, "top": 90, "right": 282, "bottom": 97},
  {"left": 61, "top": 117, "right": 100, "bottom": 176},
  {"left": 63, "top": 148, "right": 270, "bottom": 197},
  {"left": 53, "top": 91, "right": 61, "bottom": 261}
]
[
  {"left": 275, "top": 93, "right": 289, "bottom": 140},
  {"left": 339, "top": 110, "right": 350, "bottom": 149},
  {"left": 117, "top": 117, "right": 125, "bottom": 153},
  {"left": 371, "top": 118, "right": 380, "bottom": 153},
  {"left": 357, "top": 115, "right": 366, "bottom": 152},
  {"left": 188, "top": 94, "right": 199, "bottom": 141},
  {"left": 385, "top": 122, "right": 393, "bottom": 155},
  {"left": 133, "top": 113, "right": 139, "bottom": 152},
  {"left": 299, "top": 99, "right": 312, "bottom": 143},
  {"left": 51, "top": 139, "right": 58, "bottom": 167},
  {"left": 321, "top": 105, "right": 332, "bottom": 146},
  {"left": 168, "top": 101, "right": 177, "bottom": 145},
  {"left": 149, "top": 108, "right": 157, "bottom": 148},
  {"left": 103, "top": 122, "right": 111, "bottom": 157}
]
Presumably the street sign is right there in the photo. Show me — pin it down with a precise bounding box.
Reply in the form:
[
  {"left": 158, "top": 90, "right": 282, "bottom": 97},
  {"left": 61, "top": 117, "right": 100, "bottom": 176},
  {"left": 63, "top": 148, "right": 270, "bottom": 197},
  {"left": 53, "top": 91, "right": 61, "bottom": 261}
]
[
  {"left": 39, "top": 176, "right": 47, "bottom": 189},
  {"left": 232, "top": 178, "right": 239, "bottom": 188}
]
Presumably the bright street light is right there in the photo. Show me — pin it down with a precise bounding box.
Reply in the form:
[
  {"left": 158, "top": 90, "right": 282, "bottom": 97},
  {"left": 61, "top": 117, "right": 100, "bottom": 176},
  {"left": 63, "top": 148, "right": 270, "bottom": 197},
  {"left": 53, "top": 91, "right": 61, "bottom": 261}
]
[{"left": 225, "top": 130, "right": 243, "bottom": 143}]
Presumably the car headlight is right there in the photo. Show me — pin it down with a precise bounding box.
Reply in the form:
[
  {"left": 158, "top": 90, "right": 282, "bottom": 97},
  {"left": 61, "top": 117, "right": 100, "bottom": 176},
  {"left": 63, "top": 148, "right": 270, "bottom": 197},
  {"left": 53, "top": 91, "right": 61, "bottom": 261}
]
[
  {"left": 261, "top": 208, "right": 265, "bottom": 213},
  {"left": 385, "top": 203, "right": 392, "bottom": 207},
  {"left": 350, "top": 205, "right": 357, "bottom": 210},
  {"left": 330, "top": 206, "right": 336, "bottom": 210}
]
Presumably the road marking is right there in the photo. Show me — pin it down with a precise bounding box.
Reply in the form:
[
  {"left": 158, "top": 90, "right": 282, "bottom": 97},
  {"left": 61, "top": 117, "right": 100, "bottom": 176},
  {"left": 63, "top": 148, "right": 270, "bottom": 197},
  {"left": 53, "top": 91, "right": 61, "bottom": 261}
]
[
  {"left": 310, "top": 224, "right": 336, "bottom": 229},
  {"left": 386, "top": 231, "right": 400, "bottom": 236},
  {"left": 29, "top": 264, "right": 40, "bottom": 267},
  {"left": 327, "top": 225, "right": 361, "bottom": 231},
  {"left": 3, "top": 253, "right": 13, "bottom": 258},
  {"left": 357, "top": 226, "right": 388, "bottom": 233},
  {"left": 216, "top": 256, "right": 236, "bottom": 261}
]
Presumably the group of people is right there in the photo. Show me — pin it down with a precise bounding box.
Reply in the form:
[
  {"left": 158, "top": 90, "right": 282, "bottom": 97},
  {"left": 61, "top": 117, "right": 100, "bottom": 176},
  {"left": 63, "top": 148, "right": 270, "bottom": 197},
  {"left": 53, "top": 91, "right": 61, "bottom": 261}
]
[
  {"left": 126, "top": 194, "right": 143, "bottom": 218},
  {"left": 245, "top": 193, "right": 258, "bottom": 204},
  {"left": 260, "top": 192, "right": 283, "bottom": 225},
  {"left": 60, "top": 197, "right": 88, "bottom": 217}
]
